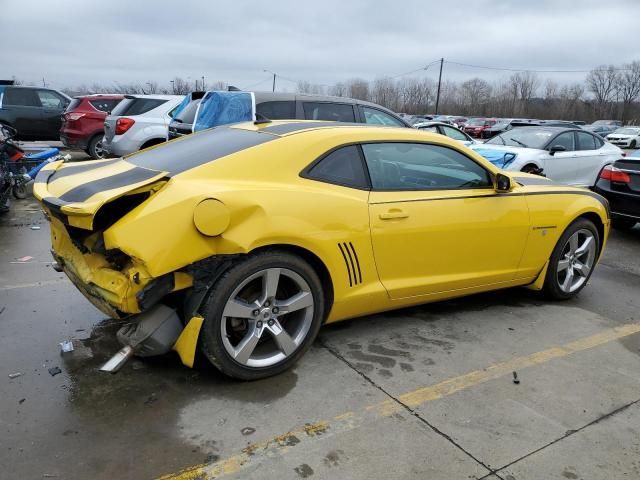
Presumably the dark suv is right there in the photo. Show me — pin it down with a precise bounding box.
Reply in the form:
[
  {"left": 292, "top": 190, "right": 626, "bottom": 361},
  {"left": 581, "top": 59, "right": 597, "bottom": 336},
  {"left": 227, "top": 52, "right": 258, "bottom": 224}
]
[
  {"left": 0, "top": 85, "right": 71, "bottom": 140},
  {"left": 168, "top": 91, "right": 410, "bottom": 139}
]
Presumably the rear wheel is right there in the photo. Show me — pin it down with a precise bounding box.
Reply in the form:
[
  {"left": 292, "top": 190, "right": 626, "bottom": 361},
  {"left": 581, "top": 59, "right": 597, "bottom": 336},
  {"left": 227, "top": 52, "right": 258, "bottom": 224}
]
[
  {"left": 612, "top": 218, "right": 637, "bottom": 230},
  {"left": 543, "top": 219, "right": 599, "bottom": 300},
  {"left": 12, "top": 183, "right": 27, "bottom": 199},
  {"left": 521, "top": 164, "right": 542, "bottom": 175},
  {"left": 87, "top": 134, "right": 107, "bottom": 159},
  {"left": 200, "top": 251, "right": 325, "bottom": 380}
]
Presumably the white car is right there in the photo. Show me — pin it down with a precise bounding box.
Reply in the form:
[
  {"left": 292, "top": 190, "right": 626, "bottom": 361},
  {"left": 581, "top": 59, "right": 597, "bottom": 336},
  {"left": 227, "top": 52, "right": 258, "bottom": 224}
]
[
  {"left": 102, "top": 94, "right": 184, "bottom": 157},
  {"left": 414, "top": 121, "right": 477, "bottom": 147},
  {"left": 470, "top": 126, "right": 623, "bottom": 187},
  {"left": 606, "top": 127, "right": 640, "bottom": 149}
]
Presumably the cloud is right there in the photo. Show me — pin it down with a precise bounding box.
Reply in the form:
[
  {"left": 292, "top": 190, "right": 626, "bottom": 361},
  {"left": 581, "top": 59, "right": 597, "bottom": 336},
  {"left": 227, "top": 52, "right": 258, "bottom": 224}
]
[{"left": 1, "top": 0, "right": 638, "bottom": 90}]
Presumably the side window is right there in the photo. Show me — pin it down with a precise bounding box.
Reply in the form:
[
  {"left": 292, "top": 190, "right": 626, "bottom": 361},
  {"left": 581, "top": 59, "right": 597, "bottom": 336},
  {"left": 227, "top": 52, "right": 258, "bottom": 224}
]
[
  {"left": 361, "top": 106, "right": 405, "bottom": 126},
  {"left": 256, "top": 101, "right": 295, "bottom": 120},
  {"left": 550, "top": 132, "right": 575, "bottom": 151},
  {"left": 3, "top": 88, "right": 39, "bottom": 107},
  {"left": 419, "top": 126, "right": 438, "bottom": 133},
  {"left": 305, "top": 145, "right": 369, "bottom": 189},
  {"left": 36, "top": 90, "right": 65, "bottom": 109},
  {"left": 442, "top": 125, "right": 468, "bottom": 141},
  {"left": 120, "top": 99, "right": 166, "bottom": 116},
  {"left": 303, "top": 102, "right": 355, "bottom": 122},
  {"left": 576, "top": 131, "right": 597, "bottom": 151},
  {"left": 89, "top": 99, "right": 121, "bottom": 112},
  {"left": 362, "top": 143, "right": 492, "bottom": 190}
]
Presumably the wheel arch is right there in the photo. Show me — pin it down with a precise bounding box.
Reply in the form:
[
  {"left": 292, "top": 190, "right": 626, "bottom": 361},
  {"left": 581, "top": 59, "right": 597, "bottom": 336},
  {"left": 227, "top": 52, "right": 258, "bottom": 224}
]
[
  {"left": 140, "top": 137, "right": 167, "bottom": 150},
  {"left": 576, "top": 211, "right": 605, "bottom": 257}
]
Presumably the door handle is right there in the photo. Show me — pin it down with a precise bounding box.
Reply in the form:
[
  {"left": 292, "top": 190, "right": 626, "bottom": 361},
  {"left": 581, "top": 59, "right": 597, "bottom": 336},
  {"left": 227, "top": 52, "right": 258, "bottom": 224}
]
[{"left": 379, "top": 209, "right": 409, "bottom": 220}]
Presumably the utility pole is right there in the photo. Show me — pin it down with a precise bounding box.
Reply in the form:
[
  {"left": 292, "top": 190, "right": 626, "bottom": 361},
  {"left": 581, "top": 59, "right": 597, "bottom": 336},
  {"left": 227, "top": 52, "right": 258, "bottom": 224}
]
[
  {"left": 435, "top": 58, "right": 444, "bottom": 114},
  {"left": 202, "top": 75, "right": 205, "bottom": 91},
  {"left": 170, "top": 80, "right": 175, "bottom": 94},
  {"left": 272, "top": 72, "right": 276, "bottom": 92}
]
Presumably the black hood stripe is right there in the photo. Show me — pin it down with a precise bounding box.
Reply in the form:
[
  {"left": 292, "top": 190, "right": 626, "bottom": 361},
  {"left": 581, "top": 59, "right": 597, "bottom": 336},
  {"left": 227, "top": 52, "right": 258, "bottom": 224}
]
[{"left": 57, "top": 167, "right": 162, "bottom": 203}]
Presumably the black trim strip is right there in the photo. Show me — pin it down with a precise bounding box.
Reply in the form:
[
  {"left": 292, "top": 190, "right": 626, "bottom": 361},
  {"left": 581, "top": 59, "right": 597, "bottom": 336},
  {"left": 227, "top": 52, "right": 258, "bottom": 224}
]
[
  {"left": 348, "top": 242, "right": 362, "bottom": 284},
  {"left": 337, "top": 243, "right": 353, "bottom": 287},
  {"left": 58, "top": 167, "right": 161, "bottom": 203},
  {"left": 343, "top": 242, "right": 358, "bottom": 286}
]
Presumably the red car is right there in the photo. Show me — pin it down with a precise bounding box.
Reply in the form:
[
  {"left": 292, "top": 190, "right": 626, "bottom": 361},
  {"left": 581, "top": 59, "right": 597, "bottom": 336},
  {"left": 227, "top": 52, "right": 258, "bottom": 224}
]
[
  {"left": 463, "top": 118, "right": 497, "bottom": 138},
  {"left": 60, "top": 94, "right": 123, "bottom": 159}
]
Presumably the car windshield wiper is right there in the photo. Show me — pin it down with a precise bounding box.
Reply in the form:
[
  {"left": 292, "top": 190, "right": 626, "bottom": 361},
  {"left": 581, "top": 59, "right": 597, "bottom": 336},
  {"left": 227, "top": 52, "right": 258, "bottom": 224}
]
[{"left": 509, "top": 137, "right": 528, "bottom": 148}]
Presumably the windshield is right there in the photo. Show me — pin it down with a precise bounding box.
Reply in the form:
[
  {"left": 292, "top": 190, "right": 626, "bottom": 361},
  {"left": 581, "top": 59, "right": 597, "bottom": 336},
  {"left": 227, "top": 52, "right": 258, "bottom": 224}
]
[
  {"left": 614, "top": 128, "right": 640, "bottom": 135},
  {"left": 485, "top": 127, "right": 555, "bottom": 149}
]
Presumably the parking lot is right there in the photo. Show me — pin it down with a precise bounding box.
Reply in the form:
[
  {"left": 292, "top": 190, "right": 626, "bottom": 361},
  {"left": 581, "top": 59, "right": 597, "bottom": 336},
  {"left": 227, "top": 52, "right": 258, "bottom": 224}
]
[{"left": 1, "top": 189, "right": 639, "bottom": 479}]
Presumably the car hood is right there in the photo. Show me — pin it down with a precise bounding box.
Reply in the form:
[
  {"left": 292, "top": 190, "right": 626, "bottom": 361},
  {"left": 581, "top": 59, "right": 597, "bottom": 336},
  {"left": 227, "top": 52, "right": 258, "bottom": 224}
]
[
  {"left": 33, "top": 158, "right": 168, "bottom": 229},
  {"left": 470, "top": 144, "right": 540, "bottom": 167},
  {"left": 607, "top": 134, "right": 636, "bottom": 138}
]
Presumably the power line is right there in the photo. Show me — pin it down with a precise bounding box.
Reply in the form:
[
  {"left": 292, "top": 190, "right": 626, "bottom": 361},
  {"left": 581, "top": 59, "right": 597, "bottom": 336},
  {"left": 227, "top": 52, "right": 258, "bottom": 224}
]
[{"left": 444, "top": 60, "right": 633, "bottom": 74}]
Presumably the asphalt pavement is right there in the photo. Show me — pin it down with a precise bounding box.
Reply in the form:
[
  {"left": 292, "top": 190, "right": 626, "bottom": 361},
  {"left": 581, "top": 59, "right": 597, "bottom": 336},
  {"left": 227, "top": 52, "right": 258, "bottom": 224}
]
[{"left": 1, "top": 194, "right": 639, "bottom": 480}]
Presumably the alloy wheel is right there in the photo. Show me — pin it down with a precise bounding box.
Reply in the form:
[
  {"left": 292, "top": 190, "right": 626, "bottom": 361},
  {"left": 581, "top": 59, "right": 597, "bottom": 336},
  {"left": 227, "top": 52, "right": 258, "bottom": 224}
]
[
  {"left": 94, "top": 139, "right": 105, "bottom": 158},
  {"left": 220, "top": 268, "right": 314, "bottom": 368},
  {"left": 556, "top": 228, "right": 597, "bottom": 293}
]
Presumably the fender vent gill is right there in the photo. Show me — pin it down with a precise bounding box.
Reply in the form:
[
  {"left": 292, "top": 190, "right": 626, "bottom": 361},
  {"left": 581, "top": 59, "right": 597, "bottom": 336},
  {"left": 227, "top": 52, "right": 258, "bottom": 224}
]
[{"left": 338, "top": 242, "right": 362, "bottom": 287}]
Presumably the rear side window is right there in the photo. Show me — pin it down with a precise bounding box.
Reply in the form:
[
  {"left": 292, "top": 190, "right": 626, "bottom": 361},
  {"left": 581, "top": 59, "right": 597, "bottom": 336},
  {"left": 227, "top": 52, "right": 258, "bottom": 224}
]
[
  {"left": 65, "top": 98, "right": 82, "bottom": 112},
  {"left": 36, "top": 90, "right": 65, "bottom": 109},
  {"left": 173, "top": 100, "right": 201, "bottom": 123},
  {"left": 576, "top": 131, "right": 597, "bottom": 151},
  {"left": 305, "top": 145, "right": 369, "bottom": 189},
  {"left": 119, "top": 98, "right": 166, "bottom": 116},
  {"left": 3, "top": 88, "right": 39, "bottom": 107},
  {"left": 361, "top": 106, "right": 405, "bottom": 126},
  {"left": 89, "top": 99, "right": 121, "bottom": 112},
  {"left": 303, "top": 102, "right": 355, "bottom": 122},
  {"left": 256, "top": 101, "right": 296, "bottom": 120}
]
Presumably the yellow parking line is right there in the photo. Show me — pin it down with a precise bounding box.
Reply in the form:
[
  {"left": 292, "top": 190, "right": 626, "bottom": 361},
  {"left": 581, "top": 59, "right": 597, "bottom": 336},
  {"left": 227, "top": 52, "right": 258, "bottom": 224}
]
[{"left": 158, "top": 321, "right": 640, "bottom": 480}]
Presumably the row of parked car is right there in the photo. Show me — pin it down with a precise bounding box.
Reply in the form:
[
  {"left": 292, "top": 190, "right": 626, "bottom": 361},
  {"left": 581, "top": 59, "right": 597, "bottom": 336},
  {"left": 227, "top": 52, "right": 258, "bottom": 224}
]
[{"left": 0, "top": 84, "right": 638, "bottom": 229}]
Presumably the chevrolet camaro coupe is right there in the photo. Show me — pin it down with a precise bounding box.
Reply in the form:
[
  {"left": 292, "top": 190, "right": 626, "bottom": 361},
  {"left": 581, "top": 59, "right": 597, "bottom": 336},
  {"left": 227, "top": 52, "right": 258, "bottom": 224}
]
[{"left": 34, "top": 121, "right": 610, "bottom": 379}]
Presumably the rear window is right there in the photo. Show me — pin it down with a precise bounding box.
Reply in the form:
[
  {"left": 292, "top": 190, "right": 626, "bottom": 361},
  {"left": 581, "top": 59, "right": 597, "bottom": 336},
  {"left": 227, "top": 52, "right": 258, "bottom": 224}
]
[
  {"left": 127, "top": 127, "right": 275, "bottom": 175},
  {"left": 256, "top": 101, "right": 296, "bottom": 120},
  {"left": 303, "top": 102, "right": 355, "bottom": 122},
  {"left": 89, "top": 99, "right": 121, "bottom": 113},
  {"left": 118, "top": 98, "right": 166, "bottom": 116},
  {"left": 65, "top": 98, "right": 82, "bottom": 112},
  {"left": 173, "top": 99, "right": 201, "bottom": 124}
]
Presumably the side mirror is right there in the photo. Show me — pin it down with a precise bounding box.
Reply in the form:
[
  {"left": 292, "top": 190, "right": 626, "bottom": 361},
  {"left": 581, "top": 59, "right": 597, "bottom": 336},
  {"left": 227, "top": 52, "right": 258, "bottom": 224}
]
[
  {"left": 495, "top": 173, "right": 511, "bottom": 192},
  {"left": 549, "top": 145, "right": 566, "bottom": 155}
]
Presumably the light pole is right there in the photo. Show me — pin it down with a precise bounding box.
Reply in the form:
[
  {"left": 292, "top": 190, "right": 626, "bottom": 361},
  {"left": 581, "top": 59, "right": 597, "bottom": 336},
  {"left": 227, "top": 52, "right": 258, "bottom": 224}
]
[
  {"left": 170, "top": 80, "right": 175, "bottom": 94},
  {"left": 264, "top": 69, "right": 276, "bottom": 92},
  {"left": 201, "top": 75, "right": 205, "bottom": 91}
]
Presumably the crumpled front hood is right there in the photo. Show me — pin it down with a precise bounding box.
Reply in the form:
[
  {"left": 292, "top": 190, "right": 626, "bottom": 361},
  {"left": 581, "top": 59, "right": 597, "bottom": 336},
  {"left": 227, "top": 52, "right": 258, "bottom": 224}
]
[{"left": 33, "top": 158, "right": 168, "bottom": 224}]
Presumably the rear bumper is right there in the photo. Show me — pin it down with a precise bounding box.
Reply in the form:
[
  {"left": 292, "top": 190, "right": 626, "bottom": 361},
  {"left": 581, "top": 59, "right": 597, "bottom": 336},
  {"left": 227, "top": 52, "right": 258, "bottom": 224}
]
[
  {"left": 60, "top": 132, "right": 89, "bottom": 150},
  {"left": 47, "top": 215, "right": 192, "bottom": 318},
  {"left": 102, "top": 136, "right": 137, "bottom": 157},
  {"left": 594, "top": 185, "right": 640, "bottom": 220}
]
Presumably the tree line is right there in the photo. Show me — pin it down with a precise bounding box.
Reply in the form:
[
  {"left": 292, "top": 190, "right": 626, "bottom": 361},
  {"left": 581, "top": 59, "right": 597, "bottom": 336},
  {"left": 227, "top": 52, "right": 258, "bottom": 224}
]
[{"left": 54, "top": 60, "right": 640, "bottom": 124}]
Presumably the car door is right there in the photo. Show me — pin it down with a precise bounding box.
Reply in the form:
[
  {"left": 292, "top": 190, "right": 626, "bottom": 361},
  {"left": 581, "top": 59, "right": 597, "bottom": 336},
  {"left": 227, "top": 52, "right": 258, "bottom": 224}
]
[
  {"left": 1, "top": 87, "right": 42, "bottom": 138},
  {"left": 35, "top": 89, "right": 67, "bottom": 140},
  {"left": 364, "top": 142, "right": 530, "bottom": 299},
  {"left": 543, "top": 131, "right": 577, "bottom": 184},
  {"left": 574, "top": 131, "right": 605, "bottom": 186}
]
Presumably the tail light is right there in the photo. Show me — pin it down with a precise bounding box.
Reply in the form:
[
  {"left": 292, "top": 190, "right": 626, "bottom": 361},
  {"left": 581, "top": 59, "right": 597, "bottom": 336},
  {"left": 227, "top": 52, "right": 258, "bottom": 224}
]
[
  {"left": 600, "top": 165, "right": 631, "bottom": 183},
  {"left": 65, "top": 112, "right": 85, "bottom": 121},
  {"left": 115, "top": 118, "right": 135, "bottom": 135}
]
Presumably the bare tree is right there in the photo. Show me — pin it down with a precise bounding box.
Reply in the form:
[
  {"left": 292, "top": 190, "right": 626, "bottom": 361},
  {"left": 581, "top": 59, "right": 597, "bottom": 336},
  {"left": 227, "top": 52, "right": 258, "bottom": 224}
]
[
  {"left": 346, "top": 78, "right": 370, "bottom": 101},
  {"left": 329, "top": 82, "right": 347, "bottom": 97},
  {"left": 586, "top": 65, "right": 618, "bottom": 118},
  {"left": 617, "top": 61, "right": 640, "bottom": 122},
  {"left": 460, "top": 77, "right": 492, "bottom": 114}
]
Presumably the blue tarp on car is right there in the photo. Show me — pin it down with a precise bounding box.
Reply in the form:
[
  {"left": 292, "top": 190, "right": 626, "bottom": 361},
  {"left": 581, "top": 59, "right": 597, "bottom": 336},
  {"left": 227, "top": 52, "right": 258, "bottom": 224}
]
[
  {"left": 193, "top": 91, "right": 255, "bottom": 132},
  {"left": 171, "top": 94, "right": 192, "bottom": 120},
  {"left": 470, "top": 147, "right": 518, "bottom": 168}
]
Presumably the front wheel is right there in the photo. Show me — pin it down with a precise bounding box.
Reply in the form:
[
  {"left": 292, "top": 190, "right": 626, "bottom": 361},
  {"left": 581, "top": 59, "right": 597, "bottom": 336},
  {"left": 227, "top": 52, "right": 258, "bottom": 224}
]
[
  {"left": 12, "top": 182, "right": 27, "bottom": 199},
  {"left": 630, "top": 140, "right": 637, "bottom": 149},
  {"left": 200, "top": 251, "right": 325, "bottom": 380},
  {"left": 543, "top": 219, "right": 600, "bottom": 300}
]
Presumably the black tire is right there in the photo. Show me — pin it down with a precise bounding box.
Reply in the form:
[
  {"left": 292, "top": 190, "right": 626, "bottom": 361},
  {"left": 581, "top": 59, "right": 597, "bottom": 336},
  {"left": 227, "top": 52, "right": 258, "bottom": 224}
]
[
  {"left": 542, "top": 218, "right": 600, "bottom": 300},
  {"left": 630, "top": 140, "right": 637, "bottom": 149},
  {"left": 521, "top": 164, "right": 540, "bottom": 174},
  {"left": 87, "top": 135, "right": 106, "bottom": 159},
  {"left": 612, "top": 218, "right": 637, "bottom": 230},
  {"left": 199, "top": 250, "right": 326, "bottom": 380},
  {"left": 12, "top": 183, "right": 27, "bottom": 199}
]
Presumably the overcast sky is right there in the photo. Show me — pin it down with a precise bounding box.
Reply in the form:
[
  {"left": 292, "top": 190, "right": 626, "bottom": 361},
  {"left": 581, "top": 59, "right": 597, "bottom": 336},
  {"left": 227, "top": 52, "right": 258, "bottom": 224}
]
[{"left": 1, "top": 0, "right": 639, "bottom": 91}]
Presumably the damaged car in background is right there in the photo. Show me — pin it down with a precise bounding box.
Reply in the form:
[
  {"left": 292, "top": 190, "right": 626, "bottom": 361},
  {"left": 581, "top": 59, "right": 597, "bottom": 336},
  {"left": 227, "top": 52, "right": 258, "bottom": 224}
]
[{"left": 34, "top": 121, "right": 610, "bottom": 380}]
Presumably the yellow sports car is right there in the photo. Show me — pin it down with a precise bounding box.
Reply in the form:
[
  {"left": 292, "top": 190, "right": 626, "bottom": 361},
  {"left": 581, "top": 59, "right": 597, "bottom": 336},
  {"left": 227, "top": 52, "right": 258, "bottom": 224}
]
[{"left": 34, "top": 121, "right": 609, "bottom": 379}]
